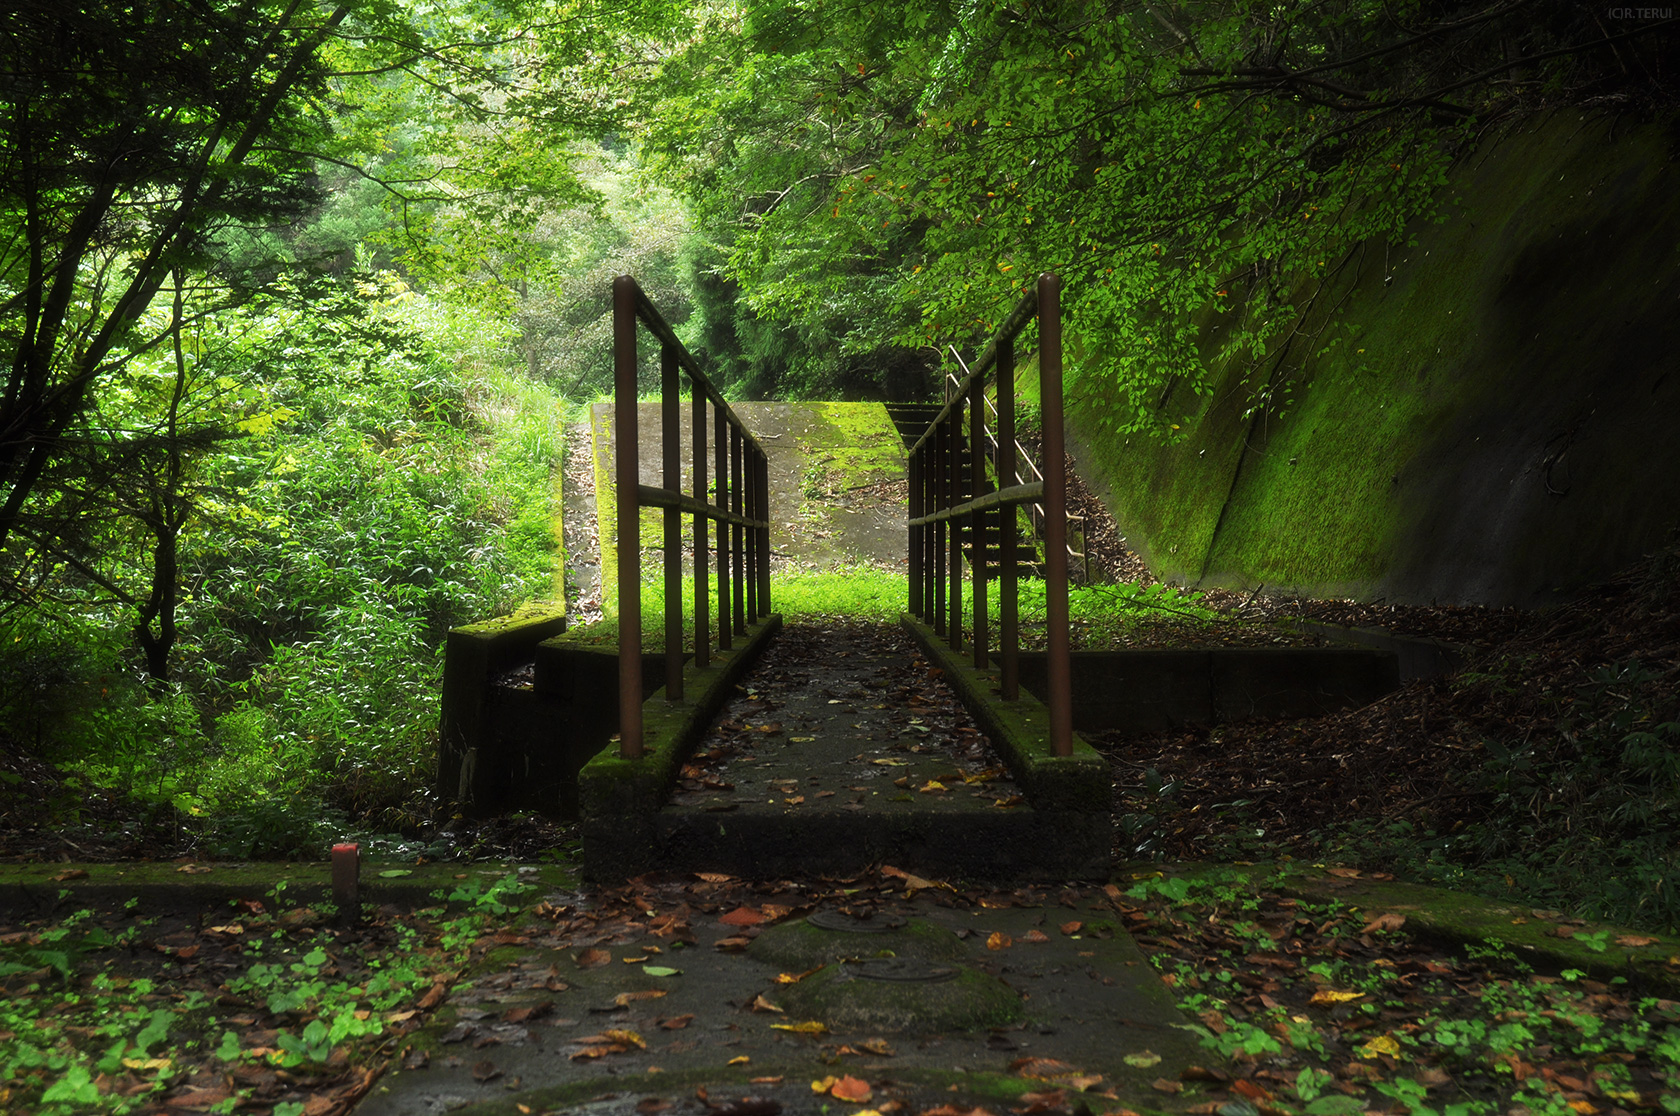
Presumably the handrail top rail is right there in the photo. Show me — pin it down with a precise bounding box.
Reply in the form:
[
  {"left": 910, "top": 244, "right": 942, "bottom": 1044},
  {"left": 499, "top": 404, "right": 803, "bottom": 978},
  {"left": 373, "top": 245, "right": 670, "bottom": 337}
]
[
  {"left": 613, "top": 273, "right": 766, "bottom": 460},
  {"left": 906, "top": 276, "right": 1050, "bottom": 458}
]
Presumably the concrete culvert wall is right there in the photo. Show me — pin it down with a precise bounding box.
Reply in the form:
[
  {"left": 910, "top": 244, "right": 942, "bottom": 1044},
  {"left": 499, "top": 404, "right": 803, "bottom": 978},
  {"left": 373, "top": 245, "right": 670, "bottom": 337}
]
[{"left": 1062, "top": 112, "right": 1680, "bottom": 607}]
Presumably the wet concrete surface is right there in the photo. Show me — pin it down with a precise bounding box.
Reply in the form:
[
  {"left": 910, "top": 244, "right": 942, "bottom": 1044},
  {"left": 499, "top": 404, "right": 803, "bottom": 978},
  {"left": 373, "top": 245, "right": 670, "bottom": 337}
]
[
  {"left": 642, "top": 623, "right": 1107, "bottom": 878},
  {"left": 355, "top": 893, "right": 1203, "bottom": 1116}
]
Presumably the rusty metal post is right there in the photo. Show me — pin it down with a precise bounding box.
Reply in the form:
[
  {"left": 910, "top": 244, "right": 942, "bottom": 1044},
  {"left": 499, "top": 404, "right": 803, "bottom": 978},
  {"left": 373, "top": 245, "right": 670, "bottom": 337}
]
[
  {"left": 1039, "top": 273, "right": 1072, "bottom": 757},
  {"left": 932, "top": 421, "right": 946, "bottom": 635},
  {"left": 970, "top": 374, "right": 987, "bottom": 669},
  {"left": 661, "top": 341, "right": 683, "bottom": 700},
  {"left": 996, "top": 336, "right": 1019, "bottom": 701},
  {"left": 715, "top": 403, "right": 731, "bottom": 652},
  {"left": 743, "top": 435, "right": 758, "bottom": 625},
  {"left": 947, "top": 399, "right": 962, "bottom": 653},
  {"left": 756, "top": 451, "right": 771, "bottom": 614},
  {"left": 612, "top": 276, "right": 643, "bottom": 758},
  {"left": 731, "top": 425, "right": 745, "bottom": 634},
  {"left": 692, "top": 389, "right": 709, "bottom": 670},
  {"left": 908, "top": 448, "right": 922, "bottom": 617}
]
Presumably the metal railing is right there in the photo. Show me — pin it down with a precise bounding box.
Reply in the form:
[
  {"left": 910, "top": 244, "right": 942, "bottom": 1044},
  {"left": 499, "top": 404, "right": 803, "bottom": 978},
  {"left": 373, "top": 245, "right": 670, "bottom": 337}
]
[
  {"left": 613, "top": 274, "right": 770, "bottom": 759},
  {"left": 942, "top": 359, "right": 1087, "bottom": 584},
  {"left": 907, "top": 272, "right": 1073, "bottom": 757}
]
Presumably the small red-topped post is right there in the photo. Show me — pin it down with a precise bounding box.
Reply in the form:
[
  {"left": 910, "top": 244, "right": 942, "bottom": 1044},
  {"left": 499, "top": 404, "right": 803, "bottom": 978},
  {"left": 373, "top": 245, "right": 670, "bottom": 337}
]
[{"left": 331, "top": 842, "right": 360, "bottom": 923}]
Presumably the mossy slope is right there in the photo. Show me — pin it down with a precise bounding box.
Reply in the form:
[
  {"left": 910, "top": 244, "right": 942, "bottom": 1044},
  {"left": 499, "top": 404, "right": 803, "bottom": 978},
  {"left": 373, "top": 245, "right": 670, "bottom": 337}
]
[{"left": 1065, "top": 113, "right": 1680, "bottom": 606}]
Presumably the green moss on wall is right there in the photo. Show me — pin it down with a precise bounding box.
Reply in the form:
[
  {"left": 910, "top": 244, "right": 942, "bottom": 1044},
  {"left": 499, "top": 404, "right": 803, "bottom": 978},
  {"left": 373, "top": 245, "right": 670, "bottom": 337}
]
[{"left": 1064, "top": 113, "right": 1680, "bottom": 606}]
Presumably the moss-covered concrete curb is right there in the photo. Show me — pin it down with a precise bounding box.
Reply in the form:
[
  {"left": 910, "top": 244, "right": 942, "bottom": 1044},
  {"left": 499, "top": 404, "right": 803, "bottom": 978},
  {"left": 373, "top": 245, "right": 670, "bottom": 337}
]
[
  {"left": 0, "top": 861, "right": 573, "bottom": 918},
  {"left": 1151, "top": 861, "right": 1680, "bottom": 997},
  {"left": 579, "top": 614, "right": 782, "bottom": 880},
  {"left": 900, "top": 614, "right": 1109, "bottom": 812}
]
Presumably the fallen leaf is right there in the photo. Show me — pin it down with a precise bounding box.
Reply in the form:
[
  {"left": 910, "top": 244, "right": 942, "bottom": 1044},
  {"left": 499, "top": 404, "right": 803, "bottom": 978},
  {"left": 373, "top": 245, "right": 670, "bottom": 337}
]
[
  {"left": 1151, "top": 1079, "right": 1184, "bottom": 1094},
  {"left": 1360, "top": 912, "right": 1407, "bottom": 934},
  {"left": 728, "top": 1055, "right": 751, "bottom": 1065},
  {"left": 918, "top": 780, "right": 947, "bottom": 793},
  {"left": 1011, "top": 1057, "right": 1079, "bottom": 1080},
  {"left": 571, "top": 1044, "right": 625, "bottom": 1061},
  {"left": 1358, "top": 1034, "right": 1401, "bottom": 1058},
  {"left": 122, "top": 1057, "right": 172, "bottom": 1072},
  {"left": 870, "top": 759, "right": 907, "bottom": 767},
  {"left": 660, "top": 1015, "right": 695, "bottom": 1030},
  {"left": 472, "top": 1060, "right": 502, "bottom": 1082},
  {"left": 1231, "top": 1079, "right": 1272, "bottom": 1102},
  {"left": 51, "top": 869, "right": 89, "bottom": 881},
  {"left": 792, "top": 736, "right": 816, "bottom": 743},
  {"left": 604, "top": 1029, "right": 647, "bottom": 1049},
  {"left": 638, "top": 1100, "right": 673, "bottom": 1115},
  {"left": 1325, "top": 867, "right": 1361, "bottom": 878},
  {"left": 1617, "top": 934, "right": 1660, "bottom": 947},
  {"left": 616, "top": 990, "right": 668, "bottom": 1007},
  {"left": 857, "top": 1038, "right": 894, "bottom": 1056},
  {"left": 771, "top": 1020, "right": 828, "bottom": 1034},
  {"left": 721, "top": 907, "right": 767, "bottom": 927},
  {"left": 576, "top": 948, "right": 612, "bottom": 968},
  {"left": 813, "top": 1076, "right": 839, "bottom": 1094},
  {"left": 644, "top": 965, "right": 682, "bottom": 977},
  {"left": 1015, "top": 1090, "right": 1065, "bottom": 1112},
  {"left": 1123, "top": 1051, "right": 1162, "bottom": 1068},
  {"left": 987, "top": 932, "right": 1014, "bottom": 951},
  {"left": 696, "top": 872, "right": 734, "bottom": 883},
  {"left": 503, "top": 1001, "right": 555, "bottom": 1023},
  {"left": 750, "top": 994, "right": 785, "bottom": 1014},
  {"left": 715, "top": 937, "right": 753, "bottom": 951},
  {"left": 1059, "top": 921, "right": 1083, "bottom": 936},
  {"left": 1309, "top": 990, "right": 1365, "bottom": 1005},
  {"left": 176, "top": 864, "right": 213, "bottom": 875},
  {"left": 831, "top": 1076, "right": 873, "bottom": 1103},
  {"left": 1022, "top": 930, "right": 1049, "bottom": 944},
  {"left": 205, "top": 924, "right": 243, "bottom": 935},
  {"left": 776, "top": 967, "right": 825, "bottom": 984}
]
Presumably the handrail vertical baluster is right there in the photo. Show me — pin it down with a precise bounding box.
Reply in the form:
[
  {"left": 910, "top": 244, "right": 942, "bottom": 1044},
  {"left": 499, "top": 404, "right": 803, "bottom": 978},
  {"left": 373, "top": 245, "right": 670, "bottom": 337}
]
[
  {"left": 731, "top": 426, "right": 745, "bottom": 635},
  {"left": 744, "top": 440, "right": 758, "bottom": 624},
  {"left": 996, "top": 335, "right": 1018, "bottom": 701},
  {"left": 715, "top": 403, "right": 731, "bottom": 652},
  {"left": 756, "top": 451, "right": 771, "bottom": 614},
  {"left": 612, "top": 276, "right": 643, "bottom": 758},
  {"left": 933, "top": 420, "right": 946, "bottom": 635},
  {"left": 692, "top": 387, "right": 708, "bottom": 670},
  {"left": 947, "top": 398, "right": 962, "bottom": 653},
  {"left": 661, "top": 342, "right": 683, "bottom": 701},
  {"left": 1038, "top": 273, "right": 1072, "bottom": 757},
  {"left": 908, "top": 449, "right": 922, "bottom": 617},
  {"left": 969, "top": 373, "right": 987, "bottom": 669}
]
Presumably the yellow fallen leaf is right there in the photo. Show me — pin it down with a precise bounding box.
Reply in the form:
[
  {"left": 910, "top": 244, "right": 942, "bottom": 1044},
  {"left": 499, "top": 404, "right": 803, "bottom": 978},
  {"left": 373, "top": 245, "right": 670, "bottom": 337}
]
[
  {"left": 122, "top": 1058, "right": 172, "bottom": 1072},
  {"left": 987, "top": 931, "right": 1013, "bottom": 950},
  {"left": 776, "top": 967, "right": 824, "bottom": 984},
  {"left": 772, "top": 1020, "right": 829, "bottom": 1034},
  {"left": 1122, "top": 1051, "right": 1162, "bottom": 1067},
  {"left": 1568, "top": 1103, "right": 1597, "bottom": 1115},
  {"left": 918, "top": 780, "right": 947, "bottom": 793},
  {"left": 1359, "top": 1034, "right": 1401, "bottom": 1058},
  {"left": 812, "top": 1075, "right": 839, "bottom": 1093},
  {"left": 1310, "top": 990, "right": 1366, "bottom": 1005},
  {"left": 728, "top": 1055, "right": 750, "bottom": 1065},
  {"left": 870, "top": 759, "right": 907, "bottom": 767},
  {"left": 603, "top": 1029, "right": 646, "bottom": 1049}
]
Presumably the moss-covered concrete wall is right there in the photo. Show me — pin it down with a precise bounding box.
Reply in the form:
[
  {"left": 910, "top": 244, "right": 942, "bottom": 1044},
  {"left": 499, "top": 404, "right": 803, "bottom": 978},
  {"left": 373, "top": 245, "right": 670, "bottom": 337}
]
[{"left": 1064, "top": 112, "right": 1680, "bottom": 606}]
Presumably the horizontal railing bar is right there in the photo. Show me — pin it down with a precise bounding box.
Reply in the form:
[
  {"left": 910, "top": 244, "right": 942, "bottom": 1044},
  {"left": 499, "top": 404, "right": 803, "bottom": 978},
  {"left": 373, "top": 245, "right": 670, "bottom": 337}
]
[
  {"left": 907, "top": 286, "right": 1042, "bottom": 458},
  {"left": 908, "top": 481, "right": 1045, "bottom": 527},
  {"left": 624, "top": 279, "right": 764, "bottom": 458},
  {"left": 636, "top": 484, "right": 768, "bottom": 530}
]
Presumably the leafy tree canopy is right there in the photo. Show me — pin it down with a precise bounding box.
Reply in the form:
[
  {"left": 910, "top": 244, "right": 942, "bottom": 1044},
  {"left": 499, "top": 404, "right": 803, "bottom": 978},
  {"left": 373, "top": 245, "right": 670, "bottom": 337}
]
[{"left": 634, "top": 0, "right": 1677, "bottom": 420}]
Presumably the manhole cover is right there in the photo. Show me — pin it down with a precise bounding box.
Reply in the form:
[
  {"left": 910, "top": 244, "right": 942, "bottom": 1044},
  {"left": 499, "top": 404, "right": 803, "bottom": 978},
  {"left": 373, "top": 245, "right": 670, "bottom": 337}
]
[
  {"left": 807, "top": 910, "right": 907, "bottom": 933},
  {"left": 848, "top": 958, "right": 959, "bottom": 983}
]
